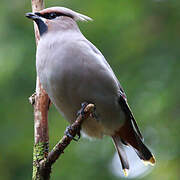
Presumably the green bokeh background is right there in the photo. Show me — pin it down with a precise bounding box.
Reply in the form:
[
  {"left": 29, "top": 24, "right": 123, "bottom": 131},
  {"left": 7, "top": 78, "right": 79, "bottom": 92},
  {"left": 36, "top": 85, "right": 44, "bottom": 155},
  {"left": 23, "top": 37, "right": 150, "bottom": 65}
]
[{"left": 0, "top": 0, "right": 180, "bottom": 179}]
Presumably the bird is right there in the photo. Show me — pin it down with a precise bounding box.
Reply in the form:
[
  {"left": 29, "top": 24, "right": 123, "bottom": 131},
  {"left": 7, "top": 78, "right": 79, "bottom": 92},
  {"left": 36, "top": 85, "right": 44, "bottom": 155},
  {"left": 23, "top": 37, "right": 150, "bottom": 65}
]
[{"left": 26, "top": 7, "right": 156, "bottom": 176}]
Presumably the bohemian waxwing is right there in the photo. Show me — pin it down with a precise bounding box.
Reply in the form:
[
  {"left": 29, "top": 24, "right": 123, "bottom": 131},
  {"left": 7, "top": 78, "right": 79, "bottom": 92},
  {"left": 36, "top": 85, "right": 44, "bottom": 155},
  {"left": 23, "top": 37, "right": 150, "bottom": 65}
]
[{"left": 26, "top": 7, "right": 156, "bottom": 176}]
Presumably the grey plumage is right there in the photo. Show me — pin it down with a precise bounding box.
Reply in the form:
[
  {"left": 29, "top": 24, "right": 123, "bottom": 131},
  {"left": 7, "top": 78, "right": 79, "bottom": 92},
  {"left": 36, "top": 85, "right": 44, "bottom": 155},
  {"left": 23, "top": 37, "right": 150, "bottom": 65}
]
[{"left": 26, "top": 7, "right": 155, "bottom": 176}]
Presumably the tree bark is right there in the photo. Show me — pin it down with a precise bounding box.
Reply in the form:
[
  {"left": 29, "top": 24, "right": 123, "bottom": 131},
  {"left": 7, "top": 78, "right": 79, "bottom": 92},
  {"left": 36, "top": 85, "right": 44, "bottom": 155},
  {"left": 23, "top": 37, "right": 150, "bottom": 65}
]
[{"left": 30, "top": 0, "right": 50, "bottom": 180}]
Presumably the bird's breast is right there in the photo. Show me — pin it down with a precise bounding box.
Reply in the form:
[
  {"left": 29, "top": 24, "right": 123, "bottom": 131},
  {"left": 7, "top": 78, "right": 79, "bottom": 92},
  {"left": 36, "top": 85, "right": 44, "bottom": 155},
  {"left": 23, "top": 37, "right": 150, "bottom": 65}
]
[{"left": 36, "top": 37, "right": 126, "bottom": 138}]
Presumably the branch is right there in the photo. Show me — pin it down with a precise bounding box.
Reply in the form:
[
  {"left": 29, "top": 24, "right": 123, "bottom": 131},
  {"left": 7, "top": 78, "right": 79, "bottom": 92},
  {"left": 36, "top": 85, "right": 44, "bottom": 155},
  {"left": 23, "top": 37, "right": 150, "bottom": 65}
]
[
  {"left": 38, "top": 104, "right": 95, "bottom": 178},
  {"left": 32, "top": 102, "right": 94, "bottom": 180},
  {"left": 43, "top": 104, "right": 94, "bottom": 167},
  {"left": 30, "top": 0, "right": 50, "bottom": 180}
]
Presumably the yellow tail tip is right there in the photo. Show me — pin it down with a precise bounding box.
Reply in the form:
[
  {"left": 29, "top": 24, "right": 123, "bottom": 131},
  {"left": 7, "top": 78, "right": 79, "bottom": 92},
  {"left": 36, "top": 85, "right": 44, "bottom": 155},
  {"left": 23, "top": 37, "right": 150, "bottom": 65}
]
[
  {"left": 149, "top": 156, "right": 156, "bottom": 165},
  {"left": 123, "top": 169, "right": 129, "bottom": 176},
  {"left": 142, "top": 155, "right": 156, "bottom": 166}
]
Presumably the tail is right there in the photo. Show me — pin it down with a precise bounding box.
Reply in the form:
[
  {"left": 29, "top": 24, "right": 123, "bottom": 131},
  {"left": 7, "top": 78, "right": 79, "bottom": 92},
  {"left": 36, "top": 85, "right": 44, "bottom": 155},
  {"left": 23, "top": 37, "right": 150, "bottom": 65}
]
[
  {"left": 114, "top": 119, "right": 155, "bottom": 167},
  {"left": 117, "top": 95, "right": 156, "bottom": 166},
  {"left": 112, "top": 135, "right": 129, "bottom": 176},
  {"left": 112, "top": 93, "right": 155, "bottom": 176}
]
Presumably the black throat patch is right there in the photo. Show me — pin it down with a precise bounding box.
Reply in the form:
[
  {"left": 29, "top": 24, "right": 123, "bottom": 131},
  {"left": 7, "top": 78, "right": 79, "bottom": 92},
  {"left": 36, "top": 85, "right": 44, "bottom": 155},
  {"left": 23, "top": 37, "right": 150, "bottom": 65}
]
[{"left": 34, "top": 18, "right": 48, "bottom": 36}]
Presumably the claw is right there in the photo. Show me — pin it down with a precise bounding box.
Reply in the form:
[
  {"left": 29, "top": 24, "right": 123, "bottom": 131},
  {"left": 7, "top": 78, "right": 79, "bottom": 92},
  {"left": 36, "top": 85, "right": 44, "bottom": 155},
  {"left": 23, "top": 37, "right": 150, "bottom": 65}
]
[
  {"left": 77, "top": 102, "right": 89, "bottom": 117},
  {"left": 77, "top": 129, "right": 81, "bottom": 140},
  {"left": 89, "top": 105, "right": 99, "bottom": 121},
  {"left": 64, "top": 126, "right": 73, "bottom": 138},
  {"left": 64, "top": 126, "right": 81, "bottom": 141}
]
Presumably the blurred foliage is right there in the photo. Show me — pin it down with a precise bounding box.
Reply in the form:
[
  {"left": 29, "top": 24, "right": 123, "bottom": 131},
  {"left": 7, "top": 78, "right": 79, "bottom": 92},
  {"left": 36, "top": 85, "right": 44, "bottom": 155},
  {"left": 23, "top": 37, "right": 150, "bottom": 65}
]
[{"left": 0, "top": 0, "right": 180, "bottom": 179}]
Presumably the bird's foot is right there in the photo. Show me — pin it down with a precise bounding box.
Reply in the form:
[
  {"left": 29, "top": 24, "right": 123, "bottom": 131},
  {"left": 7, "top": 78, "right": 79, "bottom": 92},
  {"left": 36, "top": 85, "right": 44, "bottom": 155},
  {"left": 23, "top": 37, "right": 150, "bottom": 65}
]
[
  {"left": 77, "top": 102, "right": 98, "bottom": 120},
  {"left": 76, "top": 102, "right": 89, "bottom": 118},
  {"left": 90, "top": 105, "right": 99, "bottom": 120},
  {"left": 64, "top": 125, "right": 81, "bottom": 141}
]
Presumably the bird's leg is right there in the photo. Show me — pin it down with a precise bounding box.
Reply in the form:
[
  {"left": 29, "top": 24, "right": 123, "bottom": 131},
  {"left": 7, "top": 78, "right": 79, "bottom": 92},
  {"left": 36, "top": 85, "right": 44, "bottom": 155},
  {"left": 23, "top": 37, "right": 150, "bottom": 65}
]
[
  {"left": 65, "top": 102, "right": 89, "bottom": 141},
  {"left": 64, "top": 126, "right": 80, "bottom": 141}
]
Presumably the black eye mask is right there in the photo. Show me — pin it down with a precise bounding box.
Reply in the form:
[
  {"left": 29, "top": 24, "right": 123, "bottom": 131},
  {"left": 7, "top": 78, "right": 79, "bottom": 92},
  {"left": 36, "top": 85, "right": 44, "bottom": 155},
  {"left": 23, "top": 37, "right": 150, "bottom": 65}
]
[
  {"left": 33, "top": 12, "right": 73, "bottom": 36},
  {"left": 35, "top": 12, "right": 73, "bottom": 20}
]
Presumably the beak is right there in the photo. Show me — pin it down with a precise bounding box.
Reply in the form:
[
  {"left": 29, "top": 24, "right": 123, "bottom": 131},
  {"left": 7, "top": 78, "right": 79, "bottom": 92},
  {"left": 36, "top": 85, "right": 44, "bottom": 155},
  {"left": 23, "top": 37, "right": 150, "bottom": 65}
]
[{"left": 25, "top": 12, "right": 40, "bottom": 20}]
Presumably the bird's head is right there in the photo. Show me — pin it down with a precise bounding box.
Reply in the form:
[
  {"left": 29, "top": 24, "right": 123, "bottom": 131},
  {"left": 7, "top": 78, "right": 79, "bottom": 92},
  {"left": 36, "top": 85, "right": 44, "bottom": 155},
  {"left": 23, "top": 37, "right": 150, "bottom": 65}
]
[{"left": 26, "top": 7, "right": 92, "bottom": 36}]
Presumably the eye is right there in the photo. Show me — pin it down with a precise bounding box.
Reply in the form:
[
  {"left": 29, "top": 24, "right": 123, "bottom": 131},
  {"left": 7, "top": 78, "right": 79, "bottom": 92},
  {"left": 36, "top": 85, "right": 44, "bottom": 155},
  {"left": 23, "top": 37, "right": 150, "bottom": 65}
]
[
  {"left": 36, "top": 12, "right": 72, "bottom": 20},
  {"left": 42, "top": 12, "right": 58, "bottom": 19},
  {"left": 48, "top": 12, "right": 57, "bottom": 19}
]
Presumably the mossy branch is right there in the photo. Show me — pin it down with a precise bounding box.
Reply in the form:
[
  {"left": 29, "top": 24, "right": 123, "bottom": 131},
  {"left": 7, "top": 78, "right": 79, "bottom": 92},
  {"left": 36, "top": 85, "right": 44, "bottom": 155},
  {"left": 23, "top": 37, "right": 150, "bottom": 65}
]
[{"left": 31, "top": 99, "right": 94, "bottom": 180}]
